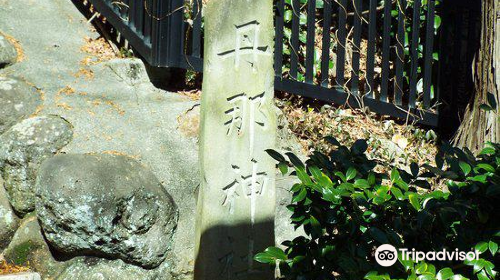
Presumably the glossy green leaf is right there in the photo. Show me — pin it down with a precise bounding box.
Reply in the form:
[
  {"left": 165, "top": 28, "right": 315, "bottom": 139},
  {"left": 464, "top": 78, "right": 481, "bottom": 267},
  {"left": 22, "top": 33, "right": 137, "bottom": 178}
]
[
  {"left": 264, "top": 246, "right": 287, "bottom": 260},
  {"left": 489, "top": 241, "right": 498, "bottom": 255},
  {"left": 416, "top": 262, "right": 428, "bottom": 274},
  {"left": 391, "top": 169, "right": 400, "bottom": 182},
  {"left": 436, "top": 268, "right": 454, "bottom": 280},
  {"left": 391, "top": 187, "right": 404, "bottom": 200},
  {"left": 434, "top": 15, "right": 441, "bottom": 29},
  {"left": 346, "top": 167, "right": 357, "bottom": 181},
  {"left": 459, "top": 161, "right": 471, "bottom": 176},
  {"left": 286, "top": 152, "right": 304, "bottom": 168},
  {"left": 354, "top": 179, "right": 370, "bottom": 189},
  {"left": 368, "top": 227, "right": 388, "bottom": 243},
  {"left": 368, "top": 172, "right": 376, "bottom": 185},
  {"left": 476, "top": 163, "right": 495, "bottom": 173},
  {"left": 479, "top": 104, "right": 494, "bottom": 112},
  {"left": 410, "top": 162, "right": 419, "bottom": 177},
  {"left": 296, "top": 167, "right": 313, "bottom": 185},
  {"left": 292, "top": 188, "right": 307, "bottom": 203},
  {"left": 335, "top": 171, "right": 347, "bottom": 183},
  {"left": 409, "top": 193, "right": 421, "bottom": 211},
  {"left": 284, "top": 9, "right": 292, "bottom": 22},
  {"left": 266, "top": 149, "right": 286, "bottom": 163},
  {"left": 278, "top": 162, "right": 288, "bottom": 175},
  {"left": 253, "top": 252, "right": 276, "bottom": 264},
  {"left": 479, "top": 147, "right": 495, "bottom": 155}
]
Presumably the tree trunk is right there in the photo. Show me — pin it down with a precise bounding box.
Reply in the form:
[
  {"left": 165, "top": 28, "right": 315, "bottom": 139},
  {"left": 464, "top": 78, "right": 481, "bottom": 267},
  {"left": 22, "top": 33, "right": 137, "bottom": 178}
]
[{"left": 453, "top": 0, "right": 500, "bottom": 153}]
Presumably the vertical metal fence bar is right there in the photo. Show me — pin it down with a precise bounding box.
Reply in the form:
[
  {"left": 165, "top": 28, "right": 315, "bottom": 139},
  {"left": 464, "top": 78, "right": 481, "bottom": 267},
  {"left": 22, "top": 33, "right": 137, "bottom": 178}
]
[
  {"left": 450, "top": 9, "right": 463, "bottom": 100},
  {"left": 275, "top": 0, "right": 285, "bottom": 77},
  {"left": 380, "top": 0, "right": 392, "bottom": 102},
  {"left": 192, "top": 0, "right": 202, "bottom": 57},
  {"left": 149, "top": 0, "right": 184, "bottom": 66},
  {"left": 170, "top": 0, "right": 185, "bottom": 67},
  {"left": 365, "top": 0, "right": 377, "bottom": 99},
  {"left": 179, "top": 9, "right": 186, "bottom": 66},
  {"left": 121, "top": 0, "right": 129, "bottom": 20},
  {"left": 423, "top": 0, "right": 435, "bottom": 108},
  {"left": 435, "top": 10, "right": 444, "bottom": 105},
  {"left": 126, "top": 0, "right": 131, "bottom": 19},
  {"left": 320, "top": 0, "right": 333, "bottom": 87},
  {"left": 305, "top": 0, "right": 316, "bottom": 84},
  {"left": 151, "top": 0, "right": 163, "bottom": 65},
  {"left": 290, "top": 0, "right": 300, "bottom": 80},
  {"left": 134, "top": 0, "right": 145, "bottom": 38},
  {"left": 336, "top": 0, "right": 347, "bottom": 88},
  {"left": 351, "top": 0, "right": 362, "bottom": 95},
  {"left": 394, "top": 0, "right": 406, "bottom": 105},
  {"left": 129, "top": 0, "right": 136, "bottom": 27},
  {"left": 409, "top": 0, "right": 421, "bottom": 108},
  {"left": 144, "top": 0, "right": 153, "bottom": 43}
]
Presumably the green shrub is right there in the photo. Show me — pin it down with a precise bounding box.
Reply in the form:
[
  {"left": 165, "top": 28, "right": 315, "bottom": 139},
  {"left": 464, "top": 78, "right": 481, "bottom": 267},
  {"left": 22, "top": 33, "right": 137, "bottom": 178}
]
[{"left": 255, "top": 138, "right": 499, "bottom": 280}]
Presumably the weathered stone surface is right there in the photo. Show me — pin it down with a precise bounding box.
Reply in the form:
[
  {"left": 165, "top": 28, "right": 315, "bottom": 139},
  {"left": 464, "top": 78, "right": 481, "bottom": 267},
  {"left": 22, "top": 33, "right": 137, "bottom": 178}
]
[
  {"left": 0, "top": 176, "right": 19, "bottom": 250},
  {"left": 0, "top": 77, "right": 42, "bottom": 135},
  {"left": 0, "top": 116, "right": 73, "bottom": 215},
  {"left": 275, "top": 106, "right": 304, "bottom": 155},
  {"left": 3, "top": 213, "right": 70, "bottom": 279},
  {"left": 35, "top": 154, "right": 179, "bottom": 268},
  {"left": 99, "top": 58, "right": 150, "bottom": 86},
  {"left": 0, "top": 34, "right": 17, "bottom": 68},
  {"left": 56, "top": 255, "right": 196, "bottom": 280},
  {"left": 177, "top": 104, "right": 200, "bottom": 138},
  {"left": 195, "top": 0, "right": 276, "bottom": 278},
  {"left": 275, "top": 176, "right": 306, "bottom": 246},
  {"left": 56, "top": 257, "right": 159, "bottom": 280},
  {"left": 0, "top": 272, "right": 41, "bottom": 280}
]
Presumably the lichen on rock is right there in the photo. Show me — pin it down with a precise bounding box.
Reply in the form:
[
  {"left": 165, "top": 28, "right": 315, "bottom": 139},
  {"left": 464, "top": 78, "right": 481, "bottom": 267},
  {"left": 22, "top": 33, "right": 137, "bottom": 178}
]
[
  {"left": 0, "top": 76, "right": 42, "bottom": 135},
  {"left": 35, "top": 154, "right": 178, "bottom": 269},
  {"left": 0, "top": 115, "right": 73, "bottom": 215},
  {"left": 0, "top": 176, "right": 19, "bottom": 250}
]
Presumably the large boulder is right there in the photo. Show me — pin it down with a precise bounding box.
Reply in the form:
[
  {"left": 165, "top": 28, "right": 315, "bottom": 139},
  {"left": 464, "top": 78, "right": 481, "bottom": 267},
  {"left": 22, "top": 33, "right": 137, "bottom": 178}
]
[
  {"left": 0, "top": 76, "right": 42, "bottom": 135},
  {"left": 0, "top": 116, "right": 73, "bottom": 215},
  {"left": 0, "top": 176, "right": 19, "bottom": 250},
  {"left": 0, "top": 34, "right": 17, "bottom": 68},
  {"left": 35, "top": 154, "right": 179, "bottom": 269}
]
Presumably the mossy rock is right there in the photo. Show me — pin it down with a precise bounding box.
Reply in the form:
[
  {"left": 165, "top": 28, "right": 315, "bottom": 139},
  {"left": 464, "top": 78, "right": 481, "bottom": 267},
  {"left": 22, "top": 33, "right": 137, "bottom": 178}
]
[
  {"left": 0, "top": 176, "right": 19, "bottom": 250},
  {"left": 7, "top": 240, "right": 42, "bottom": 265},
  {"left": 3, "top": 213, "right": 72, "bottom": 279}
]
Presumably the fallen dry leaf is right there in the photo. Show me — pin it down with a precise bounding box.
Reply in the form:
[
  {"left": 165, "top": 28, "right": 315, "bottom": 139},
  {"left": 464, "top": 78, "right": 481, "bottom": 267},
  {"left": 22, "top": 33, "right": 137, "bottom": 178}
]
[{"left": 392, "top": 134, "right": 408, "bottom": 150}]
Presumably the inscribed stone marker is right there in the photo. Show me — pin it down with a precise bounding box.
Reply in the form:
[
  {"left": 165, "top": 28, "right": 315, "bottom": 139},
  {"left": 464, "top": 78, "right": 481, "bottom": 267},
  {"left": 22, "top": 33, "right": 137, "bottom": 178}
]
[{"left": 194, "top": 0, "right": 276, "bottom": 279}]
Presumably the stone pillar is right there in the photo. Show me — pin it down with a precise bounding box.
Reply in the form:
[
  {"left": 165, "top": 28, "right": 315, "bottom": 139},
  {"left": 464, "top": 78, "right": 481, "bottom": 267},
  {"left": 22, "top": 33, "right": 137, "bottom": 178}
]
[{"left": 194, "top": 0, "right": 276, "bottom": 279}]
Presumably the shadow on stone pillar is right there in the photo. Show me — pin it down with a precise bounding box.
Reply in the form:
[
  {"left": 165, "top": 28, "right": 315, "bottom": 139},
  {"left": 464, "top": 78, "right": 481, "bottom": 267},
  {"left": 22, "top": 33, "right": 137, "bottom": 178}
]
[{"left": 194, "top": 220, "right": 275, "bottom": 280}]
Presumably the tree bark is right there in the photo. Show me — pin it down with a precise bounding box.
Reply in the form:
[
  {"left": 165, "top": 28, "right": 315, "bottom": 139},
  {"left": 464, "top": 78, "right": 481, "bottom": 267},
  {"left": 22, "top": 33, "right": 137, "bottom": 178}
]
[{"left": 453, "top": 0, "right": 500, "bottom": 153}]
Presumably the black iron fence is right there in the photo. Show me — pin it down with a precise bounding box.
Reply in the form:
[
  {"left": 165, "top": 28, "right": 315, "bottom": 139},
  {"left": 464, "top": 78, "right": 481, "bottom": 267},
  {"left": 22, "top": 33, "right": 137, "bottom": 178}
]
[
  {"left": 86, "top": 0, "right": 480, "bottom": 127},
  {"left": 86, "top": 0, "right": 186, "bottom": 66}
]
